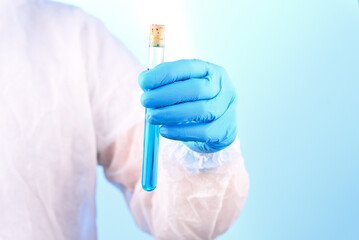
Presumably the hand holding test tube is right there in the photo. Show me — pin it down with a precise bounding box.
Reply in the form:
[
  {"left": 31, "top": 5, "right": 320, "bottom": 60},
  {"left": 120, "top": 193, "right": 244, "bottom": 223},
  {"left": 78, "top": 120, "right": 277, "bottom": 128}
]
[{"left": 140, "top": 24, "right": 239, "bottom": 191}]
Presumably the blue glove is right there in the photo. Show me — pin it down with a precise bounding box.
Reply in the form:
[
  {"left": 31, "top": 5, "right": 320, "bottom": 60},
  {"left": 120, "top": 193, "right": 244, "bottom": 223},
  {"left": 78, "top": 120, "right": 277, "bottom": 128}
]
[{"left": 138, "top": 59, "right": 238, "bottom": 153}]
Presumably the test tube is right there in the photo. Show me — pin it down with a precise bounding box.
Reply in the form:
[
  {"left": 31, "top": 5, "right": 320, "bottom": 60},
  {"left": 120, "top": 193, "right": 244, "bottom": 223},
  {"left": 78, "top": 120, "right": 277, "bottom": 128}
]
[{"left": 141, "top": 24, "right": 165, "bottom": 191}]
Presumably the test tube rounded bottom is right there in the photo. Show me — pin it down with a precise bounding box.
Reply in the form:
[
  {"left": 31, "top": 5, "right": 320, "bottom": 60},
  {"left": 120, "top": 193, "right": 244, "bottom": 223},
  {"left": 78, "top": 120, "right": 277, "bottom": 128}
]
[{"left": 141, "top": 115, "right": 160, "bottom": 192}]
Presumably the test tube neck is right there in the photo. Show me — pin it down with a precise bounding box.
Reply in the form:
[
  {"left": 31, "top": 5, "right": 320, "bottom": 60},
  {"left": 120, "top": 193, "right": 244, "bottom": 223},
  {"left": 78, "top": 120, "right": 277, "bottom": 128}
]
[{"left": 148, "top": 46, "right": 164, "bottom": 69}]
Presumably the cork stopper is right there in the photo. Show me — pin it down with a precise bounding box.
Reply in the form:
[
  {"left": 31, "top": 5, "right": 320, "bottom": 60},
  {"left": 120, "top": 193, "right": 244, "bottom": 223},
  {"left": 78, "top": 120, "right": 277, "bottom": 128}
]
[{"left": 149, "top": 24, "right": 165, "bottom": 47}]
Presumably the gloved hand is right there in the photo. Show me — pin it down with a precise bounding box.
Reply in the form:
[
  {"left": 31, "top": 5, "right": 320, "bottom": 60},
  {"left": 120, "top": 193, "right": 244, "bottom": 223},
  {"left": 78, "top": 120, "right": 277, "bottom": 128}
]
[{"left": 138, "top": 59, "right": 238, "bottom": 153}]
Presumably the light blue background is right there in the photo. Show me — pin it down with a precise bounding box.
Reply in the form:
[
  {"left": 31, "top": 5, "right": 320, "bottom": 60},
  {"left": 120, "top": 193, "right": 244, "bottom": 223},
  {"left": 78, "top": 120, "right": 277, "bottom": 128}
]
[{"left": 56, "top": 0, "right": 359, "bottom": 239}]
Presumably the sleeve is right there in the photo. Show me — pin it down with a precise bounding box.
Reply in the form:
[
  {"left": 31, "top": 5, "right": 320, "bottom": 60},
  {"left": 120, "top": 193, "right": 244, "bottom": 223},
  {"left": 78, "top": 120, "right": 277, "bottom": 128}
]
[{"left": 82, "top": 15, "right": 249, "bottom": 240}]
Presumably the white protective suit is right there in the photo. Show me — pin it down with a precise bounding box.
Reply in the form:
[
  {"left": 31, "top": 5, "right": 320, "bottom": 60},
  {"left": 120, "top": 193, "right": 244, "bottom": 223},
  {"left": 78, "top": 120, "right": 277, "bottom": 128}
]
[{"left": 0, "top": 0, "right": 249, "bottom": 239}]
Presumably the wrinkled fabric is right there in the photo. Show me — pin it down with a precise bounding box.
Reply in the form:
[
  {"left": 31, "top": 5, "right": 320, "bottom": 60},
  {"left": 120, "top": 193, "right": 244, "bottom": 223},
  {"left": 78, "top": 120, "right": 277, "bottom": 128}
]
[
  {"left": 0, "top": 0, "right": 249, "bottom": 240},
  {"left": 102, "top": 125, "right": 249, "bottom": 240}
]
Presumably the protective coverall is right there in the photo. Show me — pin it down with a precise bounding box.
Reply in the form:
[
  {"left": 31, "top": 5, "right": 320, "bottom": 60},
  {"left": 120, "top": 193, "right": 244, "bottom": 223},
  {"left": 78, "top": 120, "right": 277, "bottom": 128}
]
[{"left": 0, "top": 0, "right": 249, "bottom": 239}]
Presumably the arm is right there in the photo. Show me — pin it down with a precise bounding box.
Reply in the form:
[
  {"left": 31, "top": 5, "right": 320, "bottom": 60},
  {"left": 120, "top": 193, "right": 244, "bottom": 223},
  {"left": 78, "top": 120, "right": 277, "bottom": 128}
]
[
  {"left": 82, "top": 14, "right": 249, "bottom": 240},
  {"left": 102, "top": 125, "right": 249, "bottom": 240}
]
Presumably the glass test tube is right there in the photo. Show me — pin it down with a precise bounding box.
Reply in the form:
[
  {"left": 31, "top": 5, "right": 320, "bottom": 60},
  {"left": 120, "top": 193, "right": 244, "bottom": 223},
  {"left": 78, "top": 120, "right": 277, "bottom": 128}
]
[{"left": 141, "top": 24, "right": 165, "bottom": 191}]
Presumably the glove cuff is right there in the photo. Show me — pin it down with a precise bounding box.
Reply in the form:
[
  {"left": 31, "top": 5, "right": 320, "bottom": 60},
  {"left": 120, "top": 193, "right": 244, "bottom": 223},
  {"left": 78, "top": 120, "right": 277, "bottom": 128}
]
[{"left": 162, "top": 138, "right": 240, "bottom": 175}]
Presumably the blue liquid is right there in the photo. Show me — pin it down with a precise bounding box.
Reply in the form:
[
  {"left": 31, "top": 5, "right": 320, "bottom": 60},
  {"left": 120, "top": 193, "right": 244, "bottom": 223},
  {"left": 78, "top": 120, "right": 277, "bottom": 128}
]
[
  {"left": 142, "top": 45, "right": 164, "bottom": 191},
  {"left": 141, "top": 108, "right": 160, "bottom": 191}
]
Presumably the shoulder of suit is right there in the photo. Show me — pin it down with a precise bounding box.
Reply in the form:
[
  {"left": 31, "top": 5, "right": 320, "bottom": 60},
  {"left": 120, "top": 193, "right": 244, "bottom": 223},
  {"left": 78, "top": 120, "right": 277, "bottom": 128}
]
[{"left": 19, "top": 0, "right": 98, "bottom": 31}]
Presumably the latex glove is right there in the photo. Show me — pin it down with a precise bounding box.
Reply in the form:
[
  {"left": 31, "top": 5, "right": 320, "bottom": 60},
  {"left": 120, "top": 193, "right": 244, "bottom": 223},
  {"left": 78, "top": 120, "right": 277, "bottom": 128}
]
[{"left": 138, "top": 59, "right": 238, "bottom": 153}]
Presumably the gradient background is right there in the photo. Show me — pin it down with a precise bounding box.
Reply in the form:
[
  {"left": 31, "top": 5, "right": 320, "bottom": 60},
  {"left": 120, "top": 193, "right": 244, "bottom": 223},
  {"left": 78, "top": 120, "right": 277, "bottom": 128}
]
[{"left": 55, "top": 0, "right": 359, "bottom": 239}]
